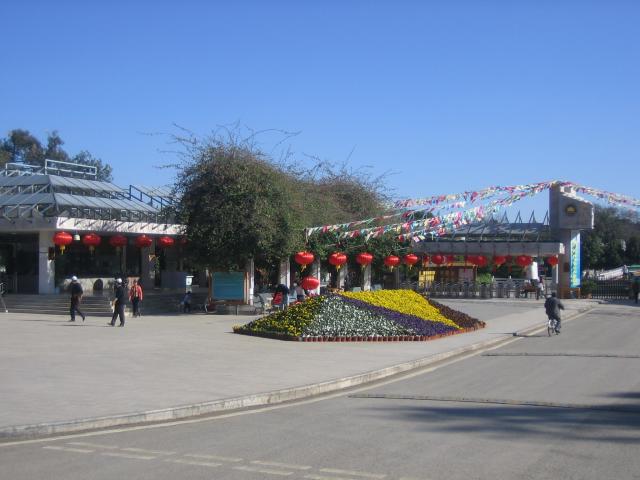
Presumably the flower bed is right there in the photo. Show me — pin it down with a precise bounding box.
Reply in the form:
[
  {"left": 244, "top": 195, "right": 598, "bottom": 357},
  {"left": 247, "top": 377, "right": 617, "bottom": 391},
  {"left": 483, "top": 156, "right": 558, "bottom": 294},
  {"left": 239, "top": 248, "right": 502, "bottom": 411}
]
[
  {"left": 340, "top": 290, "right": 459, "bottom": 328},
  {"left": 234, "top": 290, "right": 485, "bottom": 342}
]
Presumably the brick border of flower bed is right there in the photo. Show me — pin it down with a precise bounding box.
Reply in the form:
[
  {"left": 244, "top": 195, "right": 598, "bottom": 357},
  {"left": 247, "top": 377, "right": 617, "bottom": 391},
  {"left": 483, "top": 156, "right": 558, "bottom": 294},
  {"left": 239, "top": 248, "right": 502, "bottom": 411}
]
[{"left": 233, "top": 324, "right": 484, "bottom": 342}]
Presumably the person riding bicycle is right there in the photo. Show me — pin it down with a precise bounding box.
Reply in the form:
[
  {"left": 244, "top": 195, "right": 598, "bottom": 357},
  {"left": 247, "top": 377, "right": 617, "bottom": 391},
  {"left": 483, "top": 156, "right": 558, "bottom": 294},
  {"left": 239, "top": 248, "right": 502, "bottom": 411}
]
[{"left": 544, "top": 292, "right": 565, "bottom": 333}]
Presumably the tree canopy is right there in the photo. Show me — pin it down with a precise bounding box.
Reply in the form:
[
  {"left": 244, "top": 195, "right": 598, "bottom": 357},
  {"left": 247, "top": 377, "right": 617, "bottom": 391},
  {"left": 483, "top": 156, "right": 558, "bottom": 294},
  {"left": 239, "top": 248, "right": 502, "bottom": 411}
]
[
  {"left": 0, "top": 129, "right": 113, "bottom": 181},
  {"left": 172, "top": 131, "right": 390, "bottom": 272},
  {"left": 582, "top": 207, "right": 640, "bottom": 269}
]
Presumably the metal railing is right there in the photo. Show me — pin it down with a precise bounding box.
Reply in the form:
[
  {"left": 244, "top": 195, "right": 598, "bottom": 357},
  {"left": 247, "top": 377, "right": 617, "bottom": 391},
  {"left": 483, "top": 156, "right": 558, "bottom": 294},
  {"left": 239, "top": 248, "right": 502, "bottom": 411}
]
[
  {"left": 400, "top": 279, "right": 547, "bottom": 300},
  {"left": 589, "top": 280, "right": 631, "bottom": 300}
]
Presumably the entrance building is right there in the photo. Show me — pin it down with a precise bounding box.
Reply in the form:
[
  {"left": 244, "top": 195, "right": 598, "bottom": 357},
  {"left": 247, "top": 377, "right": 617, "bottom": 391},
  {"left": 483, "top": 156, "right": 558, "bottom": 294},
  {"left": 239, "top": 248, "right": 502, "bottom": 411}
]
[{"left": 0, "top": 161, "right": 186, "bottom": 294}]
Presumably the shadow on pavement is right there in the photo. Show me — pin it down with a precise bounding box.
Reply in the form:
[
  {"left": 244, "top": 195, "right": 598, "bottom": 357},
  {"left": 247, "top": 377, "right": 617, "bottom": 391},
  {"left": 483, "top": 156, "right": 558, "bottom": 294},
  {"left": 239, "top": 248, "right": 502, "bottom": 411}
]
[{"left": 359, "top": 393, "right": 640, "bottom": 444}]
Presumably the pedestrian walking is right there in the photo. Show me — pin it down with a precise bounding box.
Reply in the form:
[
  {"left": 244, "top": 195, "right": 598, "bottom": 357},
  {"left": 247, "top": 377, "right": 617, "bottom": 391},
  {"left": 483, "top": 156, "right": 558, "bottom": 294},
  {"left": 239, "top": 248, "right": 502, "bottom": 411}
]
[
  {"left": 109, "top": 278, "right": 126, "bottom": 327},
  {"left": 536, "top": 276, "right": 545, "bottom": 300},
  {"left": 544, "top": 292, "right": 565, "bottom": 333},
  {"left": 129, "top": 279, "right": 143, "bottom": 317},
  {"left": 69, "top": 276, "right": 86, "bottom": 322}
]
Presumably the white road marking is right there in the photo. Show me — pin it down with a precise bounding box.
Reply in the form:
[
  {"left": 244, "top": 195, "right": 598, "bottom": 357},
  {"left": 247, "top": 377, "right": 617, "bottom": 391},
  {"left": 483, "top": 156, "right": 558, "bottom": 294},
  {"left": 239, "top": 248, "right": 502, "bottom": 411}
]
[
  {"left": 1, "top": 310, "right": 594, "bottom": 448},
  {"left": 184, "top": 453, "right": 243, "bottom": 462},
  {"left": 319, "top": 468, "right": 386, "bottom": 479},
  {"left": 121, "top": 447, "right": 175, "bottom": 455},
  {"left": 101, "top": 451, "right": 155, "bottom": 460},
  {"left": 233, "top": 465, "right": 294, "bottom": 476},
  {"left": 67, "top": 441, "right": 119, "bottom": 449},
  {"left": 304, "top": 475, "right": 357, "bottom": 480},
  {"left": 251, "top": 460, "right": 313, "bottom": 470},
  {"left": 43, "top": 445, "right": 93, "bottom": 453},
  {"left": 166, "top": 458, "right": 222, "bottom": 467}
]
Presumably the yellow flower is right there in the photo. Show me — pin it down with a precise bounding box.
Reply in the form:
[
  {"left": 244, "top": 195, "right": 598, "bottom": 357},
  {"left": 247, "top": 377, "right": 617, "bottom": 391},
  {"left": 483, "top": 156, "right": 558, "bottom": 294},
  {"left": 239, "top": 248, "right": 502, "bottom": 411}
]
[{"left": 341, "top": 290, "right": 460, "bottom": 329}]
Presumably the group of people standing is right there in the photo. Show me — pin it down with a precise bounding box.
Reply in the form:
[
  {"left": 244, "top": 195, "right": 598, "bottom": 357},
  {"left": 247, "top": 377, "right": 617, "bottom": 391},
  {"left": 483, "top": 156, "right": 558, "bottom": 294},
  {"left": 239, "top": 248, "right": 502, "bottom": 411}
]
[{"left": 69, "top": 276, "right": 144, "bottom": 327}]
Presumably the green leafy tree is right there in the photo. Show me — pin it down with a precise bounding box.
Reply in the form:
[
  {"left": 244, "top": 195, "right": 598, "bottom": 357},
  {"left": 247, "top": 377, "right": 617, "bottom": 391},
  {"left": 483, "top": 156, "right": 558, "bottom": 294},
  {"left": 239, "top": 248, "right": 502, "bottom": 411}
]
[
  {"left": 174, "top": 140, "right": 297, "bottom": 272},
  {"left": 0, "top": 129, "right": 113, "bottom": 181},
  {"left": 582, "top": 206, "right": 640, "bottom": 269},
  {"left": 625, "top": 236, "right": 640, "bottom": 265}
]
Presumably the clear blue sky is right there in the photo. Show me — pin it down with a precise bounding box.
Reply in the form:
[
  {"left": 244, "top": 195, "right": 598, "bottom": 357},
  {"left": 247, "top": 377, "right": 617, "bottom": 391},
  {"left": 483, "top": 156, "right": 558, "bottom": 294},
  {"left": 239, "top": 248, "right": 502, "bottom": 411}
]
[{"left": 2, "top": 0, "right": 639, "bottom": 215}]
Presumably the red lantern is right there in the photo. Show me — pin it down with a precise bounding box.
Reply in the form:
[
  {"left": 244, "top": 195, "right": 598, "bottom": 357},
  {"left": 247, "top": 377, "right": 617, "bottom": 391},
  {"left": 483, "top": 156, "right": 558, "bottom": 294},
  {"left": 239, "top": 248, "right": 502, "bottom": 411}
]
[
  {"left": 421, "top": 255, "right": 430, "bottom": 267},
  {"left": 295, "top": 251, "right": 315, "bottom": 271},
  {"left": 547, "top": 255, "right": 559, "bottom": 267},
  {"left": 493, "top": 255, "right": 507, "bottom": 267},
  {"left": 431, "top": 254, "right": 445, "bottom": 266},
  {"left": 300, "top": 276, "right": 320, "bottom": 291},
  {"left": 445, "top": 255, "right": 456, "bottom": 265},
  {"left": 53, "top": 231, "right": 73, "bottom": 254},
  {"left": 328, "top": 252, "right": 347, "bottom": 270},
  {"left": 383, "top": 255, "right": 401, "bottom": 271},
  {"left": 356, "top": 252, "right": 373, "bottom": 269},
  {"left": 135, "top": 234, "right": 153, "bottom": 249},
  {"left": 515, "top": 255, "right": 533, "bottom": 268},
  {"left": 403, "top": 254, "right": 419, "bottom": 269},
  {"left": 82, "top": 233, "right": 101, "bottom": 253},
  {"left": 466, "top": 255, "right": 478, "bottom": 265},
  {"left": 109, "top": 234, "right": 127, "bottom": 253},
  {"left": 158, "top": 236, "right": 175, "bottom": 248},
  {"left": 475, "top": 255, "right": 488, "bottom": 268}
]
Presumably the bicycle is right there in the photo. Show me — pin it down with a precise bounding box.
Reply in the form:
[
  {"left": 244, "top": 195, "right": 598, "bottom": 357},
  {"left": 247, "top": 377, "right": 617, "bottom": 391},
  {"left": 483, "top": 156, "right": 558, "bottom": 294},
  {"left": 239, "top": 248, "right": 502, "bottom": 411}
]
[{"left": 547, "top": 317, "right": 559, "bottom": 336}]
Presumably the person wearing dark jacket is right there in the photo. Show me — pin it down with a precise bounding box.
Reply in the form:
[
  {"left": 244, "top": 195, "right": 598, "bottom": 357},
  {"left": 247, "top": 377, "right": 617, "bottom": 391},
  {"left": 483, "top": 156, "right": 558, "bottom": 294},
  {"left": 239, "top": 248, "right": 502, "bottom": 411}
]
[
  {"left": 69, "top": 276, "right": 85, "bottom": 322},
  {"left": 109, "top": 278, "right": 126, "bottom": 327},
  {"left": 632, "top": 278, "right": 639, "bottom": 304},
  {"left": 544, "top": 292, "right": 565, "bottom": 333}
]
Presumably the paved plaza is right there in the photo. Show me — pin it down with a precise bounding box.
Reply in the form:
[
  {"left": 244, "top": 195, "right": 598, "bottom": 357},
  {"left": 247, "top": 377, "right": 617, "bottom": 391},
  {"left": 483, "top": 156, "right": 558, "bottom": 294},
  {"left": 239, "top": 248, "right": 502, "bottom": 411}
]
[{"left": 0, "top": 299, "right": 598, "bottom": 439}]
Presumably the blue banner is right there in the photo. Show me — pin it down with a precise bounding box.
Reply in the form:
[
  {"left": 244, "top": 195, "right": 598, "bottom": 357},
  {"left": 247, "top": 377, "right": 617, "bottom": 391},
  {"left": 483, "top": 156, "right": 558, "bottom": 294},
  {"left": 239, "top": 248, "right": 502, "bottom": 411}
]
[{"left": 570, "top": 230, "right": 581, "bottom": 288}]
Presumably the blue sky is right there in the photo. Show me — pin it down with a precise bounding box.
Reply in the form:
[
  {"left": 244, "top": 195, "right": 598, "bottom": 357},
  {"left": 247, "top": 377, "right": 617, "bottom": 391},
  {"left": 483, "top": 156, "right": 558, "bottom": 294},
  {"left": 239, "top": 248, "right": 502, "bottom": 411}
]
[{"left": 1, "top": 0, "right": 639, "bottom": 217}]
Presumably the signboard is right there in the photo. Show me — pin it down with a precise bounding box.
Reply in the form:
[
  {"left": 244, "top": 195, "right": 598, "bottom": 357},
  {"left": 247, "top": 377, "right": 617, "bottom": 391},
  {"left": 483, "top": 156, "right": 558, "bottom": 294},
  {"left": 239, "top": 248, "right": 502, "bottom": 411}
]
[
  {"left": 212, "top": 272, "right": 244, "bottom": 300},
  {"left": 570, "top": 230, "right": 581, "bottom": 288}
]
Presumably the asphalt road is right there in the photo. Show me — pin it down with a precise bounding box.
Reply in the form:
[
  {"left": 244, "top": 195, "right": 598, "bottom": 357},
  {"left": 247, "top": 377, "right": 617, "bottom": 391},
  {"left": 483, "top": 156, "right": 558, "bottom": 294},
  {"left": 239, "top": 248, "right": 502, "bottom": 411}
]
[{"left": 2, "top": 303, "right": 639, "bottom": 480}]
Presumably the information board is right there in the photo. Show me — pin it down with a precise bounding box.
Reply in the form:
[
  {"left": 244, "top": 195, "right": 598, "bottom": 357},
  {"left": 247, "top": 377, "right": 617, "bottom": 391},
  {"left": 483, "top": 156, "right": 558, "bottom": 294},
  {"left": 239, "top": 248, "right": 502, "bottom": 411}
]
[{"left": 212, "top": 272, "right": 244, "bottom": 300}]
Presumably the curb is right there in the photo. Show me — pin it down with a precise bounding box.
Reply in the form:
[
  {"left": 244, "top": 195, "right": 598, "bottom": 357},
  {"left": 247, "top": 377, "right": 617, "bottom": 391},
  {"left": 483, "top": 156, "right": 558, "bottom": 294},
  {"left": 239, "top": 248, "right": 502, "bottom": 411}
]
[{"left": 0, "top": 305, "right": 595, "bottom": 441}]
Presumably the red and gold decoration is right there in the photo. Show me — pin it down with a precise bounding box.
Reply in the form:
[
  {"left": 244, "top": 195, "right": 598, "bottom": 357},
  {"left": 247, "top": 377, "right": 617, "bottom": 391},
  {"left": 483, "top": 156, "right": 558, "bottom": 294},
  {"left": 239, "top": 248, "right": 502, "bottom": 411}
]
[
  {"left": 135, "top": 234, "right": 153, "bottom": 249},
  {"left": 383, "top": 255, "right": 401, "bottom": 271},
  {"left": 53, "top": 231, "right": 73, "bottom": 254},
  {"left": 300, "top": 276, "right": 320, "bottom": 291},
  {"left": 431, "top": 254, "right": 445, "bottom": 266},
  {"left": 158, "top": 236, "right": 175, "bottom": 249},
  {"left": 109, "top": 234, "right": 127, "bottom": 253},
  {"left": 356, "top": 252, "right": 374, "bottom": 269},
  {"left": 82, "top": 233, "right": 101, "bottom": 253},
  {"left": 515, "top": 255, "right": 533, "bottom": 268},
  {"left": 403, "top": 253, "right": 419, "bottom": 270},
  {"left": 493, "top": 255, "right": 507, "bottom": 267},
  {"left": 328, "top": 252, "right": 347, "bottom": 270},
  {"left": 294, "top": 251, "right": 315, "bottom": 271}
]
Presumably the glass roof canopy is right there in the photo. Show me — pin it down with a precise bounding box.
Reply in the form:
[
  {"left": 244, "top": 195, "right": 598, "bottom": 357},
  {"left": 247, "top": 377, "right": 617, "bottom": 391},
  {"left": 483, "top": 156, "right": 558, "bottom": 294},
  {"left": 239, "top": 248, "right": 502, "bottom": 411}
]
[{"left": 0, "top": 172, "right": 174, "bottom": 224}]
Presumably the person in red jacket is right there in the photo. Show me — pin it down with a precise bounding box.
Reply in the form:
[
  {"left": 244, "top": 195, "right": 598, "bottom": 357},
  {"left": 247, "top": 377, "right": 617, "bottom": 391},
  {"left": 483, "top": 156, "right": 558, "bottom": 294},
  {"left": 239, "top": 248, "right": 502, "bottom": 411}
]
[{"left": 129, "top": 279, "right": 144, "bottom": 317}]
